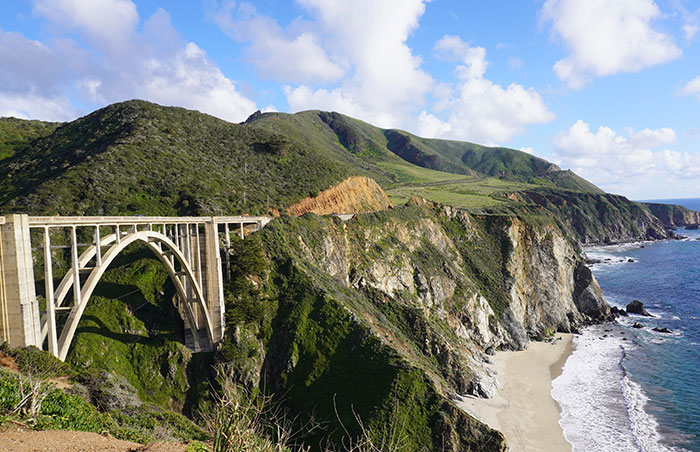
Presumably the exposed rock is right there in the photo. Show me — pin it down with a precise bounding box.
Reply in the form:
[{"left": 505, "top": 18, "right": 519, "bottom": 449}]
[
  {"left": 610, "top": 306, "right": 628, "bottom": 317},
  {"left": 633, "top": 322, "right": 644, "bottom": 329},
  {"left": 652, "top": 327, "right": 672, "bottom": 334},
  {"left": 645, "top": 202, "right": 700, "bottom": 229},
  {"left": 626, "top": 300, "right": 653, "bottom": 317},
  {"left": 573, "top": 262, "right": 610, "bottom": 320},
  {"left": 628, "top": 259, "right": 635, "bottom": 263}
]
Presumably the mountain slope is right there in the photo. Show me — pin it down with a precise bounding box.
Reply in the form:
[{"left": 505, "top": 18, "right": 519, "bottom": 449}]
[
  {"left": 0, "top": 101, "right": 356, "bottom": 215},
  {"left": 0, "top": 100, "right": 681, "bottom": 245},
  {"left": 249, "top": 110, "right": 604, "bottom": 194}
]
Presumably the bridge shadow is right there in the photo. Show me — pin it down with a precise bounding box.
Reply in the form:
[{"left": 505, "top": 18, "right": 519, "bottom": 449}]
[{"left": 75, "top": 315, "right": 180, "bottom": 345}]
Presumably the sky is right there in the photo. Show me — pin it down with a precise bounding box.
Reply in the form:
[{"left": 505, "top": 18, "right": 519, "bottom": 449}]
[{"left": 1, "top": 0, "right": 699, "bottom": 200}]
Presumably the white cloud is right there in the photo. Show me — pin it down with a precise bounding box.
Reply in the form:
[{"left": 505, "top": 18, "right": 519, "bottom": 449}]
[
  {"left": 684, "top": 23, "right": 699, "bottom": 41},
  {"left": 0, "top": 1, "right": 257, "bottom": 122},
  {"left": 553, "top": 120, "right": 700, "bottom": 197},
  {"left": 34, "top": 0, "right": 139, "bottom": 53},
  {"left": 681, "top": 76, "right": 700, "bottom": 100},
  {"left": 541, "top": 0, "right": 681, "bottom": 89},
  {"left": 137, "top": 42, "right": 257, "bottom": 121},
  {"left": 0, "top": 91, "right": 76, "bottom": 122},
  {"left": 0, "top": 30, "right": 83, "bottom": 120},
  {"left": 286, "top": 0, "right": 433, "bottom": 128},
  {"left": 508, "top": 57, "right": 524, "bottom": 70},
  {"left": 216, "top": 0, "right": 432, "bottom": 128},
  {"left": 416, "top": 36, "right": 554, "bottom": 145},
  {"left": 215, "top": 3, "right": 344, "bottom": 84}
]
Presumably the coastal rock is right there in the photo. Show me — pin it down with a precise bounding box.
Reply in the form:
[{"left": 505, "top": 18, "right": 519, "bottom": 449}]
[
  {"left": 626, "top": 300, "right": 653, "bottom": 317},
  {"left": 652, "top": 327, "right": 672, "bottom": 334},
  {"left": 633, "top": 322, "right": 644, "bottom": 329},
  {"left": 573, "top": 263, "right": 610, "bottom": 320},
  {"left": 610, "top": 306, "right": 628, "bottom": 317},
  {"left": 628, "top": 259, "right": 635, "bottom": 263}
]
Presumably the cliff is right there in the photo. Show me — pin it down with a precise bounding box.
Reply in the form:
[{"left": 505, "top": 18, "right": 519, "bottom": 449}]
[
  {"left": 511, "top": 190, "right": 670, "bottom": 244},
  {"left": 645, "top": 202, "right": 700, "bottom": 228},
  {"left": 221, "top": 198, "right": 610, "bottom": 450},
  {"left": 287, "top": 176, "right": 392, "bottom": 215}
]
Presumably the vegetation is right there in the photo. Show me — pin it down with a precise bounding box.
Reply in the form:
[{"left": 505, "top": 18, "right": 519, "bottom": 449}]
[
  {"left": 0, "top": 100, "right": 681, "bottom": 451},
  {"left": 0, "top": 117, "right": 59, "bottom": 161}
]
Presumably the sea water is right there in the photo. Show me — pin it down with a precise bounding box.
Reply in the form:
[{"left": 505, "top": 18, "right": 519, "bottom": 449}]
[{"left": 552, "top": 198, "right": 700, "bottom": 452}]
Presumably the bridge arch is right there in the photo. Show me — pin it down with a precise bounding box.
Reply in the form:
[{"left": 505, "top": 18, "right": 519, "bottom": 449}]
[
  {"left": 55, "top": 230, "right": 214, "bottom": 361},
  {"left": 0, "top": 214, "right": 272, "bottom": 359}
]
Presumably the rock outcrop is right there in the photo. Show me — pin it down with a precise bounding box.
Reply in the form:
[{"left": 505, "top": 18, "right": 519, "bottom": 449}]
[
  {"left": 515, "top": 190, "right": 670, "bottom": 244},
  {"left": 627, "top": 299, "right": 653, "bottom": 317},
  {"left": 645, "top": 202, "right": 700, "bottom": 228}
]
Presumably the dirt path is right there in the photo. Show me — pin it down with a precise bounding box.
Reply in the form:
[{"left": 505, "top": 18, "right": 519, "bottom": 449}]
[{"left": 0, "top": 428, "right": 189, "bottom": 452}]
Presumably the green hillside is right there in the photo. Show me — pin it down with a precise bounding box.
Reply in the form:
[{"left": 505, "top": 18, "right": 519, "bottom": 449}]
[
  {"left": 0, "top": 101, "right": 673, "bottom": 244},
  {"left": 0, "top": 101, "right": 594, "bottom": 216},
  {"left": 0, "top": 117, "right": 60, "bottom": 161},
  {"left": 249, "top": 110, "right": 604, "bottom": 199},
  {"left": 0, "top": 101, "right": 354, "bottom": 216}
]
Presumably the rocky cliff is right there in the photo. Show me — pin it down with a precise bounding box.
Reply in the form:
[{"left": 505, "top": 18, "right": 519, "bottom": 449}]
[
  {"left": 645, "top": 202, "right": 700, "bottom": 228},
  {"left": 221, "top": 198, "right": 610, "bottom": 451},
  {"left": 513, "top": 190, "right": 670, "bottom": 244}
]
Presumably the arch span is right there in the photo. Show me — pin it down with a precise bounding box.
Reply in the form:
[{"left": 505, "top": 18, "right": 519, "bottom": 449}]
[{"left": 56, "top": 230, "right": 214, "bottom": 361}]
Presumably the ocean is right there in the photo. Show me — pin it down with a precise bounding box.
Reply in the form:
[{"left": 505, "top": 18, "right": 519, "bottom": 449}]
[{"left": 552, "top": 198, "right": 700, "bottom": 452}]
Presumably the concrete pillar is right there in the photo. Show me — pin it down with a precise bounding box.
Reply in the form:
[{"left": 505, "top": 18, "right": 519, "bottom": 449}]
[
  {"left": 0, "top": 215, "right": 41, "bottom": 347},
  {"left": 204, "top": 221, "right": 225, "bottom": 342}
]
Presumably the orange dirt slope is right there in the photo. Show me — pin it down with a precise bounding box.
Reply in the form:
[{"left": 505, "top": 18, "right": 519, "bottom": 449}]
[{"left": 287, "top": 176, "right": 392, "bottom": 216}]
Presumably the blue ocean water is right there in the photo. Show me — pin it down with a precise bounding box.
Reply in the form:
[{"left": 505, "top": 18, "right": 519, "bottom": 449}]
[{"left": 553, "top": 199, "right": 700, "bottom": 452}]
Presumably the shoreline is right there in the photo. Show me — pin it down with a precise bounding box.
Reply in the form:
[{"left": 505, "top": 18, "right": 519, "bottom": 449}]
[{"left": 457, "top": 333, "right": 574, "bottom": 452}]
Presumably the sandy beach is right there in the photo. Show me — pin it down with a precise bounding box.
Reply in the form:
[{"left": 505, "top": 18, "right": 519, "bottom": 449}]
[{"left": 457, "top": 333, "right": 574, "bottom": 452}]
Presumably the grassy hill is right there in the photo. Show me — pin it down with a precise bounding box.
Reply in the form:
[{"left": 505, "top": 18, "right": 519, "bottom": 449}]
[
  {"left": 248, "top": 109, "right": 603, "bottom": 209},
  {"left": 0, "top": 100, "right": 672, "bottom": 244}
]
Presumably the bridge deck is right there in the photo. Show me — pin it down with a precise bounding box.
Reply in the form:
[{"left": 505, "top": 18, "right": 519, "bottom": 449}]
[{"left": 27, "top": 215, "right": 272, "bottom": 227}]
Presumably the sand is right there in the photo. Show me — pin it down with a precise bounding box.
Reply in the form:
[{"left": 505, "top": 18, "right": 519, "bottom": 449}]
[{"left": 457, "top": 333, "right": 574, "bottom": 452}]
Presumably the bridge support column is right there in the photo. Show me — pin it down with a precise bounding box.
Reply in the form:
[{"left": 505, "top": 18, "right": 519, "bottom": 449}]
[
  {"left": 204, "top": 222, "right": 225, "bottom": 343},
  {"left": 0, "top": 215, "right": 40, "bottom": 347}
]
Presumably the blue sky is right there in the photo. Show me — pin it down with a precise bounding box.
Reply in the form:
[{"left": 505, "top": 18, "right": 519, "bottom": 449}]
[{"left": 1, "top": 0, "right": 699, "bottom": 200}]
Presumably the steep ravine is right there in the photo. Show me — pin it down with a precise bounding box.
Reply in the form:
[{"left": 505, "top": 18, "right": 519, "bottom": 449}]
[{"left": 222, "top": 197, "right": 611, "bottom": 451}]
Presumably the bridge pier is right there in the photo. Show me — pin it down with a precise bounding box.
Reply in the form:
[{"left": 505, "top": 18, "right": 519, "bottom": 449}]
[{"left": 0, "top": 215, "right": 41, "bottom": 347}]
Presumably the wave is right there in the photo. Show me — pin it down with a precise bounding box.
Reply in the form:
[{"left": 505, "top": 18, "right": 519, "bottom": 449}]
[{"left": 552, "top": 327, "right": 688, "bottom": 452}]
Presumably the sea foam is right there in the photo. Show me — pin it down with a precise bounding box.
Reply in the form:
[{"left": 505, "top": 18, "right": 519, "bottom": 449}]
[{"left": 552, "top": 326, "right": 688, "bottom": 452}]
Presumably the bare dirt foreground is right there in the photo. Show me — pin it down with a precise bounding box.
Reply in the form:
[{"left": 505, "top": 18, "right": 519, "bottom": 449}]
[{"left": 0, "top": 428, "right": 188, "bottom": 452}]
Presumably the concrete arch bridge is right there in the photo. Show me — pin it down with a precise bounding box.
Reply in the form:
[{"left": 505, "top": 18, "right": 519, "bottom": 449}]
[{"left": 0, "top": 214, "right": 271, "bottom": 361}]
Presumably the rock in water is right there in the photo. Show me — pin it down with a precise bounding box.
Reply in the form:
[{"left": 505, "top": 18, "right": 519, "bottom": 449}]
[
  {"left": 633, "top": 322, "right": 644, "bottom": 329},
  {"left": 626, "top": 300, "right": 653, "bottom": 317},
  {"left": 610, "top": 306, "right": 628, "bottom": 317},
  {"left": 652, "top": 327, "right": 672, "bottom": 334}
]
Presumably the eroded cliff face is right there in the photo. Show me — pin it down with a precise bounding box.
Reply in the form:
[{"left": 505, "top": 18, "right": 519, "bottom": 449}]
[
  {"left": 516, "top": 190, "right": 670, "bottom": 244},
  {"left": 219, "top": 198, "right": 611, "bottom": 451},
  {"left": 287, "top": 176, "right": 392, "bottom": 215},
  {"left": 645, "top": 202, "right": 700, "bottom": 228}
]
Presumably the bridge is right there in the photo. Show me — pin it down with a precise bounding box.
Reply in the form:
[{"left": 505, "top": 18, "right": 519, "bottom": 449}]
[{"left": 0, "top": 214, "right": 271, "bottom": 361}]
